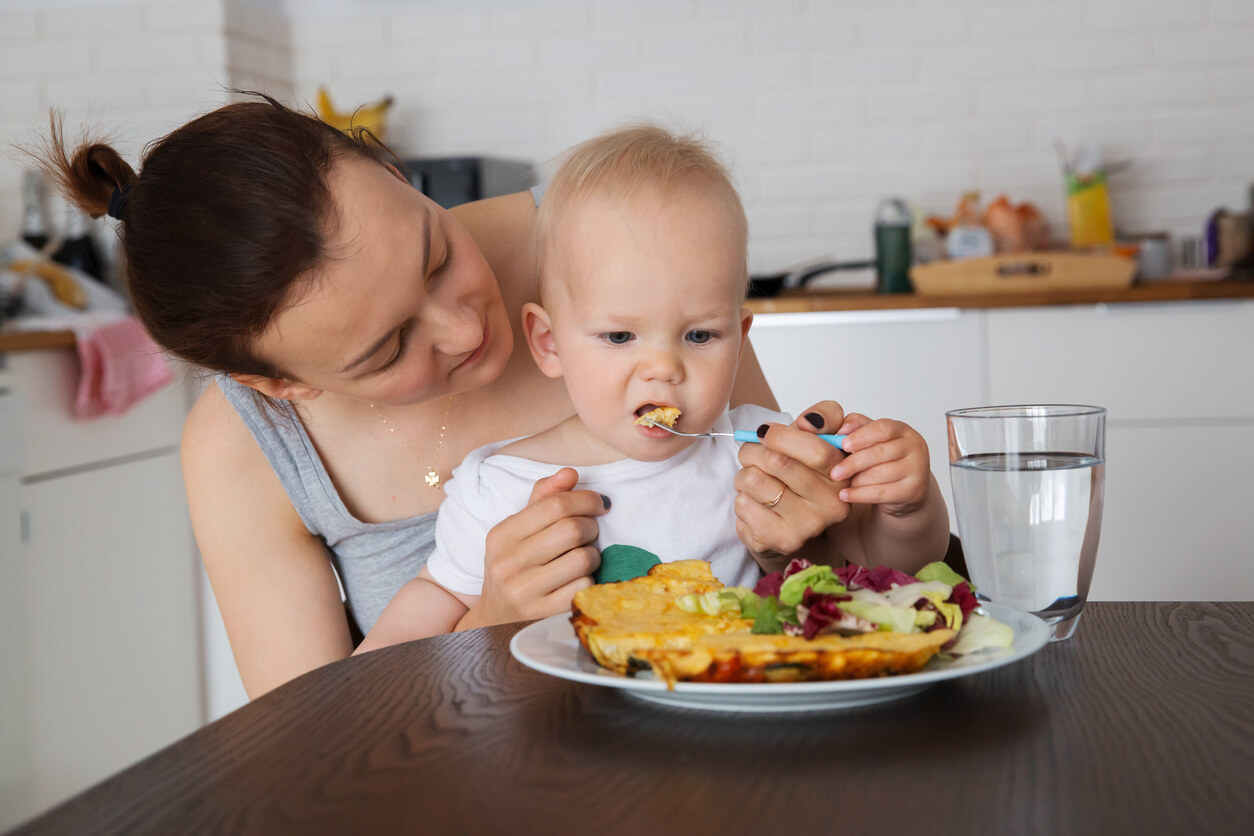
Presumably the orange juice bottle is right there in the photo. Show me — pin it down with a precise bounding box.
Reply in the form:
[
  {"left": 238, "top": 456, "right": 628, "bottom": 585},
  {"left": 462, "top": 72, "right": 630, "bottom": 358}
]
[{"left": 1066, "top": 170, "right": 1113, "bottom": 248}]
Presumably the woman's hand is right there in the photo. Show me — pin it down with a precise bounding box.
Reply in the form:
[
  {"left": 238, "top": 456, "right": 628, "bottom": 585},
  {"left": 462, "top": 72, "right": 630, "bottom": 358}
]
[
  {"left": 828, "top": 413, "right": 931, "bottom": 516},
  {"left": 733, "top": 402, "right": 852, "bottom": 566},
  {"left": 470, "top": 467, "right": 607, "bottom": 626}
]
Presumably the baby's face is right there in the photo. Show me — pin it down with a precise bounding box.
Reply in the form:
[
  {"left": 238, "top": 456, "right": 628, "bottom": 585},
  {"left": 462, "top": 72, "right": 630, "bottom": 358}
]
[{"left": 543, "top": 184, "right": 750, "bottom": 462}]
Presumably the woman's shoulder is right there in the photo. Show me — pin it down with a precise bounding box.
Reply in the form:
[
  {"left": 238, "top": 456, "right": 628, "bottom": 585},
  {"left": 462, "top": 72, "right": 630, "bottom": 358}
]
[
  {"left": 451, "top": 191, "right": 538, "bottom": 301},
  {"left": 182, "top": 379, "right": 271, "bottom": 481}
]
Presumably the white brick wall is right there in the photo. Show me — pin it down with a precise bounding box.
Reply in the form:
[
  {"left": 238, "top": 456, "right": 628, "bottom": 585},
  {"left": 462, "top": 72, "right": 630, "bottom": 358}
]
[
  {"left": 0, "top": 0, "right": 291, "bottom": 257},
  {"left": 3, "top": 0, "right": 1252, "bottom": 273}
]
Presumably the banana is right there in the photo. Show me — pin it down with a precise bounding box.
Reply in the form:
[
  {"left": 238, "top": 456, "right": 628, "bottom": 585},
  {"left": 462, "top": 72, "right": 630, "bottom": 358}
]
[
  {"left": 8, "top": 258, "right": 88, "bottom": 310},
  {"left": 316, "top": 87, "right": 393, "bottom": 140}
]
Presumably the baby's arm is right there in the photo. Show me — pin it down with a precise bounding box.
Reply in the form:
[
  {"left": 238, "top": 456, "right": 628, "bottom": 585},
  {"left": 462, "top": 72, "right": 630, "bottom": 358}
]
[
  {"left": 354, "top": 571, "right": 469, "bottom": 655},
  {"left": 734, "top": 402, "right": 948, "bottom": 575},
  {"left": 825, "top": 412, "right": 950, "bottom": 573}
]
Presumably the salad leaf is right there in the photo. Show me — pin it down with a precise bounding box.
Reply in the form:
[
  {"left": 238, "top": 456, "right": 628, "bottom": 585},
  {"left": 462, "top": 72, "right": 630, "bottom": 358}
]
[
  {"left": 750, "top": 596, "right": 798, "bottom": 634},
  {"left": 836, "top": 564, "right": 918, "bottom": 592},
  {"left": 753, "top": 573, "right": 784, "bottom": 599},
  {"left": 798, "top": 591, "right": 873, "bottom": 639},
  {"left": 839, "top": 599, "right": 919, "bottom": 634},
  {"left": 949, "top": 581, "right": 979, "bottom": 620},
  {"left": 779, "top": 564, "right": 845, "bottom": 607},
  {"left": 914, "top": 561, "right": 970, "bottom": 590},
  {"left": 946, "top": 613, "right": 1014, "bottom": 655}
]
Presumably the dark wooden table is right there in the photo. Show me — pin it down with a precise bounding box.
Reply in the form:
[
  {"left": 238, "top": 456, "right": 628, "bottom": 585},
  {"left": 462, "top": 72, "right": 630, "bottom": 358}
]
[{"left": 10, "top": 603, "right": 1253, "bottom": 835}]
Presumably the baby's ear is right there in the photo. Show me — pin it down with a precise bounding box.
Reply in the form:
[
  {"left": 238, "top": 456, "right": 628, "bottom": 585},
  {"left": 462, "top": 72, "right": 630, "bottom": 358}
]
[
  {"left": 522, "top": 302, "right": 563, "bottom": 378},
  {"left": 736, "top": 306, "right": 754, "bottom": 360}
]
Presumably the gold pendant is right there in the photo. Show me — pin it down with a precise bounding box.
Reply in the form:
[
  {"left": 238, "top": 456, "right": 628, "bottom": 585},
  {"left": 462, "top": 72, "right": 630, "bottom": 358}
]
[{"left": 425, "top": 469, "right": 441, "bottom": 489}]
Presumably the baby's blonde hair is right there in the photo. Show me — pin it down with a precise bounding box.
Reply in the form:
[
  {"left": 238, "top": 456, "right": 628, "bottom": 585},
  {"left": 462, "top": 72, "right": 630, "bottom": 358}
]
[{"left": 536, "top": 123, "right": 749, "bottom": 300}]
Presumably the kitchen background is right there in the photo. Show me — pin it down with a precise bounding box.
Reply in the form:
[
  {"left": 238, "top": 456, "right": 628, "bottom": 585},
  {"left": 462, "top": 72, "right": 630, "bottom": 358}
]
[
  {"left": 2, "top": 0, "right": 1253, "bottom": 271},
  {"left": 1, "top": 0, "right": 1252, "bottom": 829}
]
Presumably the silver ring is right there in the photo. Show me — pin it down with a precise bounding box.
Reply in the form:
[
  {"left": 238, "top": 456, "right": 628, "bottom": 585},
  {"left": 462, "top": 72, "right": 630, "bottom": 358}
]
[{"left": 765, "top": 488, "right": 785, "bottom": 508}]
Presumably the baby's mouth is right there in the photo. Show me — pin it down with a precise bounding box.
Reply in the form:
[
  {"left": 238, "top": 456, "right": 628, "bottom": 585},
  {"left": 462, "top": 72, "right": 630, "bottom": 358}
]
[{"left": 633, "top": 404, "right": 681, "bottom": 429}]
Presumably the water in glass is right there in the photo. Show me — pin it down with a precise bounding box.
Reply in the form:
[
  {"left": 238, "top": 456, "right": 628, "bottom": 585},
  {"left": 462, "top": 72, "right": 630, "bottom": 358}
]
[{"left": 951, "top": 451, "right": 1103, "bottom": 641}]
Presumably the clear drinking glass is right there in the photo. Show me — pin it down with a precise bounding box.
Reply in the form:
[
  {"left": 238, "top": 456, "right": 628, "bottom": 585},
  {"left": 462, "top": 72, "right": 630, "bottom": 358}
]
[{"left": 946, "top": 405, "right": 1106, "bottom": 641}]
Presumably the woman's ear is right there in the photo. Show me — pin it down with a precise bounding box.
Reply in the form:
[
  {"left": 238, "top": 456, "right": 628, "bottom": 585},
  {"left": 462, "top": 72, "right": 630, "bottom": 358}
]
[
  {"left": 522, "top": 302, "right": 563, "bottom": 379},
  {"left": 229, "top": 374, "right": 324, "bottom": 402}
]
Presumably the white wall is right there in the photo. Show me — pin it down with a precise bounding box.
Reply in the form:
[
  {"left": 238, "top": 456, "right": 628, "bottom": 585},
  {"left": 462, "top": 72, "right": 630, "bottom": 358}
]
[
  {"left": 0, "top": 0, "right": 291, "bottom": 270},
  {"left": 3, "top": 1, "right": 1252, "bottom": 273},
  {"left": 284, "top": 0, "right": 1254, "bottom": 272}
]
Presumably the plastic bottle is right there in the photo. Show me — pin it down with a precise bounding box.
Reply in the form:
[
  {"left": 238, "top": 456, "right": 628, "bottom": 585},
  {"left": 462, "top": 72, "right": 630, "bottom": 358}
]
[
  {"left": 874, "top": 198, "right": 913, "bottom": 293},
  {"left": 52, "top": 206, "right": 104, "bottom": 282},
  {"left": 21, "top": 169, "right": 50, "bottom": 251}
]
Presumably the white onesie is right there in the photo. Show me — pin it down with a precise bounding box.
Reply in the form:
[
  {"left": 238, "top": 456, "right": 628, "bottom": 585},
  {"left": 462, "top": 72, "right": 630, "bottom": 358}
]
[{"left": 426, "top": 403, "right": 791, "bottom": 593}]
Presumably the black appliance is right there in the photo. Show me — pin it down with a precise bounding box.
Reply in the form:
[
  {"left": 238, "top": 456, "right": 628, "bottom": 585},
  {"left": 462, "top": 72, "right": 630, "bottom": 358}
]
[{"left": 401, "top": 156, "right": 536, "bottom": 208}]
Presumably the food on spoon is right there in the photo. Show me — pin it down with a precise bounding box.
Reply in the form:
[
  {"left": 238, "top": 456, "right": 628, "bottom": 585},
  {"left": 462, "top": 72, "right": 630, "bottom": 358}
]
[
  {"left": 634, "top": 406, "right": 681, "bottom": 428},
  {"left": 570, "top": 559, "right": 1012, "bottom": 688}
]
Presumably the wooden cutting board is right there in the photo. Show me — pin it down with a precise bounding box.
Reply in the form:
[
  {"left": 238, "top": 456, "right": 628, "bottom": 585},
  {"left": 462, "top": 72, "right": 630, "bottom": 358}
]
[{"left": 909, "top": 252, "right": 1136, "bottom": 295}]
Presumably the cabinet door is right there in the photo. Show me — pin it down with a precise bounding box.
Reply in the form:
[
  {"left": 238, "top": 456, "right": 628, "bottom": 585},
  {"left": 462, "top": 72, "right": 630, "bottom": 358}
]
[
  {"left": 749, "top": 309, "right": 985, "bottom": 529},
  {"left": 1091, "top": 425, "right": 1254, "bottom": 601},
  {"left": 21, "top": 452, "right": 202, "bottom": 812},
  {"left": 986, "top": 301, "right": 1254, "bottom": 421},
  {"left": 0, "top": 474, "right": 31, "bottom": 830}
]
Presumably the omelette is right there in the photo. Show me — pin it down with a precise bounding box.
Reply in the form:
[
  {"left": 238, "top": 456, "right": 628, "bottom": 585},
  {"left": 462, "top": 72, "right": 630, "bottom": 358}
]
[{"left": 571, "top": 560, "right": 957, "bottom": 688}]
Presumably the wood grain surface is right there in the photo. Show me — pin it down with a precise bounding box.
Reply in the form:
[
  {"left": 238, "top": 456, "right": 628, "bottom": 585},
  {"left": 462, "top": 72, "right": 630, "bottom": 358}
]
[{"left": 10, "top": 603, "right": 1253, "bottom": 836}]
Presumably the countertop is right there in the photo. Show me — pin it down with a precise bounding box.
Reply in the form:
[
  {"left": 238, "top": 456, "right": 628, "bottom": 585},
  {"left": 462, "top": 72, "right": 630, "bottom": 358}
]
[
  {"left": 2, "top": 281, "right": 1251, "bottom": 353},
  {"left": 745, "top": 278, "right": 1254, "bottom": 314}
]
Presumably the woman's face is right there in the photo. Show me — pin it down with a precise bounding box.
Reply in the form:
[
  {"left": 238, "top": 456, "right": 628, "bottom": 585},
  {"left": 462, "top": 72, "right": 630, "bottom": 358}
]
[{"left": 253, "top": 155, "right": 513, "bottom": 406}]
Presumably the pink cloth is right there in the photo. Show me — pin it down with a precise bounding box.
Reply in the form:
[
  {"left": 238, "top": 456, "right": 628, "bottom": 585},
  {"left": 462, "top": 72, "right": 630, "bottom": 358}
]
[{"left": 74, "top": 316, "right": 174, "bottom": 418}]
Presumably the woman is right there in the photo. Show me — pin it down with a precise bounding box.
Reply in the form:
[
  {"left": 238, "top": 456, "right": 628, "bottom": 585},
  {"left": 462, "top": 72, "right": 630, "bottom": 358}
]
[{"left": 34, "top": 96, "right": 899, "bottom": 698}]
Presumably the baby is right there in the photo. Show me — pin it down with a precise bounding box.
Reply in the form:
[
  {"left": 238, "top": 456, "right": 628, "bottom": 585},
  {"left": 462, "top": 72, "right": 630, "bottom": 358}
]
[{"left": 358, "top": 125, "right": 945, "bottom": 651}]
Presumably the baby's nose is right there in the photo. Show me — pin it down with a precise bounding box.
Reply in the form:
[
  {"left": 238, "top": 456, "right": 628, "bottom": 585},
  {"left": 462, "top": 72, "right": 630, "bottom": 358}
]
[{"left": 639, "top": 347, "right": 683, "bottom": 383}]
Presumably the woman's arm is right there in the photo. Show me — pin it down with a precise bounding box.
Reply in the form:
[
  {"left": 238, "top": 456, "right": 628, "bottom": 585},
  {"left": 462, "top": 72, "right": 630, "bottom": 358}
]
[{"left": 182, "top": 383, "right": 353, "bottom": 699}]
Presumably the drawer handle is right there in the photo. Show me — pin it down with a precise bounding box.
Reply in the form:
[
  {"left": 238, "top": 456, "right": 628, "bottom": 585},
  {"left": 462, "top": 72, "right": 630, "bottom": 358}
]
[{"left": 996, "top": 260, "right": 1052, "bottom": 278}]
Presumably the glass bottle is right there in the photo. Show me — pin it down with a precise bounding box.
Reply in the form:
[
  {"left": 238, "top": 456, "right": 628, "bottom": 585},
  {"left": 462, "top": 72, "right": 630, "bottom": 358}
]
[
  {"left": 874, "top": 198, "right": 913, "bottom": 294},
  {"left": 21, "top": 169, "right": 50, "bottom": 251},
  {"left": 52, "top": 205, "right": 104, "bottom": 282}
]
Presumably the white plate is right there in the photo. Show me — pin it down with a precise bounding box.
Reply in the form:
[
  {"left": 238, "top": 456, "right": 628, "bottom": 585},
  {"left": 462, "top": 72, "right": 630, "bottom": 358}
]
[{"left": 509, "top": 602, "right": 1050, "bottom": 713}]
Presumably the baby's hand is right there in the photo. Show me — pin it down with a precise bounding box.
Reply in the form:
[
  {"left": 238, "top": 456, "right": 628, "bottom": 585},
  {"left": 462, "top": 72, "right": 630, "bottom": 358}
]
[{"left": 828, "top": 414, "right": 930, "bottom": 516}]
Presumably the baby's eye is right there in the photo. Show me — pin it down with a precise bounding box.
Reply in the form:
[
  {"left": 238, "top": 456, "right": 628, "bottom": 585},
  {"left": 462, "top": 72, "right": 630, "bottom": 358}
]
[
  {"left": 686, "top": 330, "right": 715, "bottom": 345},
  {"left": 603, "top": 331, "right": 634, "bottom": 345}
]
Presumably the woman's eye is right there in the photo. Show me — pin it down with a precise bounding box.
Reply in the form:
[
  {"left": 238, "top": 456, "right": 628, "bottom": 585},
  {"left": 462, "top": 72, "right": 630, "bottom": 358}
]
[
  {"left": 603, "top": 331, "right": 634, "bottom": 345},
  {"left": 686, "top": 330, "right": 714, "bottom": 345},
  {"left": 429, "top": 239, "right": 454, "bottom": 283},
  {"left": 379, "top": 326, "right": 409, "bottom": 371}
]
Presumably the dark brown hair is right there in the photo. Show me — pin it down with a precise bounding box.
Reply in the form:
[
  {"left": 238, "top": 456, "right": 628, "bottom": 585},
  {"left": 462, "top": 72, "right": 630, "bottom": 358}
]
[{"left": 30, "top": 93, "right": 381, "bottom": 378}]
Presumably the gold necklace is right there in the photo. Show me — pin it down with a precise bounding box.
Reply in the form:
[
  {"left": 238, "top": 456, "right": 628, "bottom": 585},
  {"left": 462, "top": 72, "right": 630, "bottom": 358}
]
[{"left": 368, "top": 396, "right": 454, "bottom": 490}]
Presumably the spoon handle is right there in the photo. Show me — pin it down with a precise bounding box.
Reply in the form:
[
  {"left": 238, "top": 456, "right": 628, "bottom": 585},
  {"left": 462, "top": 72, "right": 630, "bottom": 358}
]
[{"left": 732, "top": 430, "right": 847, "bottom": 448}]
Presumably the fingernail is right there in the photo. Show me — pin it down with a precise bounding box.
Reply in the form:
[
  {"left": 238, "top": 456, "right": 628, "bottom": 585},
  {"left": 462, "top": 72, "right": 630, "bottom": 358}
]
[
  {"left": 830, "top": 466, "right": 845, "bottom": 480},
  {"left": 601, "top": 494, "right": 611, "bottom": 510},
  {"left": 756, "top": 424, "right": 769, "bottom": 439},
  {"left": 804, "top": 412, "right": 824, "bottom": 429},
  {"left": 839, "top": 489, "right": 850, "bottom": 502}
]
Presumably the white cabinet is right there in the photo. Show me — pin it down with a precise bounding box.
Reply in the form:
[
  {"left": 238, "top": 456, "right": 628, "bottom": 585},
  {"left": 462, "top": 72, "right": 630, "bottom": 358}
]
[
  {"left": 986, "top": 301, "right": 1254, "bottom": 420},
  {"left": 0, "top": 349, "right": 202, "bottom": 830},
  {"left": 750, "top": 308, "right": 984, "bottom": 534},
  {"left": 749, "top": 300, "right": 1254, "bottom": 602},
  {"left": 986, "top": 300, "right": 1254, "bottom": 602},
  {"left": 0, "top": 371, "right": 31, "bottom": 825}
]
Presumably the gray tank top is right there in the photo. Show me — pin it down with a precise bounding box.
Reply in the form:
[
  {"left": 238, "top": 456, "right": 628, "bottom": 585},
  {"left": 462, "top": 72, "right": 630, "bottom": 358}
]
[
  {"left": 217, "top": 188, "right": 544, "bottom": 633},
  {"left": 217, "top": 375, "right": 436, "bottom": 634}
]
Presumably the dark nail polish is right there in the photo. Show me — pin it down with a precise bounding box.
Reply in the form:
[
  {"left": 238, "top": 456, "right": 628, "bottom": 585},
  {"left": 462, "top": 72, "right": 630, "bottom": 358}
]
[
  {"left": 804, "top": 411, "right": 824, "bottom": 429},
  {"left": 756, "top": 424, "right": 769, "bottom": 439},
  {"left": 601, "top": 494, "right": 612, "bottom": 510}
]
